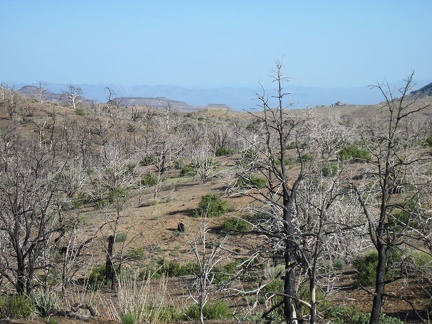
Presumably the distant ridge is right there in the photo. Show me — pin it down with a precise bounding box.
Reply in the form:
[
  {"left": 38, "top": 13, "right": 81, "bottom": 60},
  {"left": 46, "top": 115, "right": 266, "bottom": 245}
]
[
  {"left": 410, "top": 82, "right": 432, "bottom": 98},
  {"left": 115, "top": 97, "right": 202, "bottom": 112}
]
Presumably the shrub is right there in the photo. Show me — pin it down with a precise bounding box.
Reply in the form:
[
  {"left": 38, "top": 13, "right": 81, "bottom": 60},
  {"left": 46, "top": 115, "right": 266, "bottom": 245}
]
[
  {"left": 88, "top": 264, "right": 106, "bottom": 288},
  {"left": 183, "top": 301, "right": 230, "bottom": 321},
  {"left": 194, "top": 194, "right": 230, "bottom": 218},
  {"left": 238, "top": 174, "right": 266, "bottom": 189},
  {"left": 157, "top": 259, "right": 199, "bottom": 277},
  {"left": 215, "top": 147, "right": 232, "bottom": 156},
  {"left": 321, "top": 163, "right": 338, "bottom": 177},
  {"left": 221, "top": 217, "right": 250, "bottom": 234},
  {"left": 299, "top": 153, "right": 313, "bottom": 162},
  {"left": 425, "top": 134, "right": 432, "bottom": 148},
  {"left": 180, "top": 164, "right": 196, "bottom": 177},
  {"left": 141, "top": 172, "right": 157, "bottom": 186},
  {"left": 139, "top": 155, "right": 156, "bottom": 166},
  {"left": 0, "top": 294, "right": 36, "bottom": 319},
  {"left": 116, "top": 232, "right": 127, "bottom": 243},
  {"left": 127, "top": 247, "right": 145, "bottom": 261},
  {"left": 75, "top": 108, "right": 85, "bottom": 116},
  {"left": 339, "top": 144, "right": 371, "bottom": 162},
  {"left": 32, "top": 289, "right": 61, "bottom": 317},
  {"left": 326, "top": 306, "right": 403, "bottom": 323},
  {"left": 353, "top": 249, "right": 402, "bottom": 286}
]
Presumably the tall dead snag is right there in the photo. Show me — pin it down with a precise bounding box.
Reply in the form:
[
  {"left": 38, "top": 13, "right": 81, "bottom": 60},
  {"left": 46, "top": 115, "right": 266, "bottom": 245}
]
[
  {"left": 0, "top": 127, "right": 64, "bottom": 294},
  {"left": 237, "top": 61, "right": 305, "bottom": 323},
  {"left": 352, "top": 72, "right": 430, "bottom": 324}
]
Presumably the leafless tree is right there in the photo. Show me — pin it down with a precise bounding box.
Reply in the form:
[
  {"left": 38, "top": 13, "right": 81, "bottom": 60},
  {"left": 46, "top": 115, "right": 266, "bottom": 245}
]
[
  {"left": 352, "top": 72, "right": 430, "bottom": 324},
  {"left": 234, "top": 60, "right": 307, "bottom": 323},
  {"left": 62, "top": 84, "right": 83, "bottom": 110},
  {"left": 0, "top": 127, "right": 65, "bottom": 294},
  {"left": 187, "top": 212, "right": 228, "bottom": 324}
]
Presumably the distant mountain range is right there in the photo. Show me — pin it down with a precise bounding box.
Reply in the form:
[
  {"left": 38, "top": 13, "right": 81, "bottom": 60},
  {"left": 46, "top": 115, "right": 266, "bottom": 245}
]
[{"left": 16, "top": 80, "right": 432, "bottom": 111}]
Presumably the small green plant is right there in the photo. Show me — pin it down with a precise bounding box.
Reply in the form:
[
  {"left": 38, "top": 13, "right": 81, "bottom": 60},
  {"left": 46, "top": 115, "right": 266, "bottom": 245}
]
[
  {"left": 425, "top": 134, "right": 432, "bottom": 148},
  {"left": 299, "top": 153, "right": 313, "bottom": 162},
  {"left": 139, "top": 155, "right": 156, "bottom": 166},
  {"left": 238, "top": 174, "right": 266, "bottom": 189},
  {"left": 221, "top": 217, "right": 250, "bottom": 234},
  {"left": 194, "top": 194, "right": 230, "bottom": 218},
  {"left": 180, "top": 164, "right": 196, "bottom": 177},
  {"left": 127, "top": 247, "right": 145, "bottom": 261},
  {"left": 183, "top": 301, "right": 230, "bottom": 321},
  {"left": 0, "top": 294, "right": 36, "bottom": 319},
  {"left": 75, "top": 108, "right": 85, "bottom": 116},
  {"left": 121, "top": 313, "right": 136, "bottom": 324},
  {"left": 141, "top": 172, "right": 157, "bottom": 186},
  {"left": 32, "top": 289, "right": 61, "bottom": 317},
  {"left": 215, "top": 147, "right": 232, "bottom": 156},
  {"left": 157, "top": 259, "right": 199, "bottom": 277},
  {"left": 88, "top": 264, "right": 106, "bottom": 288},
  {"left": 321, "top": 163, "right": 338, "bottom": 177},
  {"left": 339, "top": 144, "right": 371, "bottom": 162},
  {"left": 326, "top": 305, "right": 403, "bottom": 323},
  {"left": 116, "top": 232, "right": 127, "bottom": 242},
  {"left": 353, "top": 249, "right": 402, "bottom": 286}
]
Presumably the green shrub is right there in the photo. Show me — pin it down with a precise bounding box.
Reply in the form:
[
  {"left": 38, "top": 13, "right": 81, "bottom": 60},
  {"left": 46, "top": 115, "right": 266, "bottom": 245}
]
[
  {"left": 127, "top": 247, "right": 145, "bottom": 261},
  {"left": 215, "top": 147, "right": 232, "bottom": 156},
  {"left": 141, "top": 172, "right": 157, "bottom": 186},
  {"left": 297, "top": 284, "right": 330, "bottom": 318},
  {"left": 321, "top": 163, "right": 339, "bottom": 177},
  {"left": 326, "top": 306, "right": 403, "bottom": 323},
  {"left": 32, "top": 289, "right": 61, "bottom": 317},
  {"left": 214, "top": 262, "right": 237, "bottom": 284},
  {"left": 121, "top": 313, "right": 135, "bottom": 324},
  {"left": 0, "top": 294, "right": 36, "bottom": 319},
  {"left": 139, "top": 155, "right": 156, "bottom": 166},
  {"left": 353, "top": 249, "right": 402, "bottom": 286},
  {"left": 299, "top": 153, "right": 313, "bottom": 162},
  {"left": 238, "top": 174, "right": 266, "bottom": 189},
  {"left": 88, "top": 264, "right": 106, "bottom": 288},
  {"left": 221, "top": 217, "right": 250, "bottom": 234},
  {"left": 180, "top": 164, "right": 196, "bottom": 177},
  {"left": 116, "top": 232, "right": 127, "bottom": 242},
  {"left": 183, "top": 301, "right": 230, "bottom": 321},
  {"left": 157, "top": 259, "right": 199, "bottom": 277},
  {"left": 75, "top": 108, "right": 85, "bottom": 116},
  {"left": 194, "top": 194, "right": 230, "bottom": 218},
  {"left": 339, "top": 144, "right": 371, "bottom": 162},
  {"left": 425, "top": 134, "right": 432, "bottom": 148}
]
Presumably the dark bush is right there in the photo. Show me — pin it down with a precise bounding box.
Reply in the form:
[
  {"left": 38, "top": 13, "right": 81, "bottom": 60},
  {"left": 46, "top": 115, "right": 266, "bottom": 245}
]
[
  {"left": 215, "top": 147, "right": 232, "bottom": 156},
  {"left": 221, "top": 217, "right": 250, "bottom": 234},
  {"left": 194, "top": 194, "right": 230, "bottom": 218},
  {"left": 238, "top": 174, "right": 266, "bottom": 189},
  {"left": 339, "top": 144, "right": 371, "bottom": 162},
  {"left": 183, "top": 301, "right": 230, "bottom": 321}
]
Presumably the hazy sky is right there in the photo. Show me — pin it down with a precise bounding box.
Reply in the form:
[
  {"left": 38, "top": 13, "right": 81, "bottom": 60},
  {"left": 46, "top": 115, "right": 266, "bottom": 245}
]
[{"left": 1, "top": 0, "right": 431, "bottom": 89}]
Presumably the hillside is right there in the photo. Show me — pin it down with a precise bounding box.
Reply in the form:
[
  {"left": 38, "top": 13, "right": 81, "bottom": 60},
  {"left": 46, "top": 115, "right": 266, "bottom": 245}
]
[{"left": 0, "top": 87, "right": 431, "bottom": 323}]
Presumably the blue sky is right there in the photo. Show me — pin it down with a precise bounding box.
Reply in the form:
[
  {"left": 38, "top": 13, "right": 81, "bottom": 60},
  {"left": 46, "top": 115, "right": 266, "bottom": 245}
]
[{"left": 1, "top": 0, "right": 431, "bottom": 89}]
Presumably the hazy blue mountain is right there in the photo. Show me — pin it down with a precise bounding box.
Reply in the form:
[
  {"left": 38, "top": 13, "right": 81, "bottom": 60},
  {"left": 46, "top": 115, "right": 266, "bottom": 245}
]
[{"left": 15, "top": 80, "right": 431, "bottom": 111}]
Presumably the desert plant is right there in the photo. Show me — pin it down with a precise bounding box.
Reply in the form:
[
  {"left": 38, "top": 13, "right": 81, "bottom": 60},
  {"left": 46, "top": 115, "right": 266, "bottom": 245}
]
[
  {"left": 180, "top": 164, "right": 196, "bottom": 177},
  {"left": 31, "top": 289, "right": 61, "bottom": 317},
  {"left": 194, "top": 194, "right": 230, "bottom": 218},
  {"left": 0, "top": 294, "right": 36, "bottom": 319},
  {"left": 321, "top": 163, "right": 338, "bottom": 177},
  {"left": 339, "top": 144, "right": 371, "bottom": 162},
  {"left": 238, "top": 174, "right": 266, "bottom": 189},
  {"left": 221, "top": 217, "right": 251, "bottom": 233},
  {"left": 116, "top": 271, "right": 172, "bottom": 323},
  {"left": 215, "top": 147, "right": 232, "bottom": 156},
  {"left": 141, "top": 172, "right": 157, "bottom": 186},
  {"left": 183, "top": 301, "right": 230, "bottom": 321}
]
